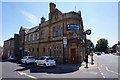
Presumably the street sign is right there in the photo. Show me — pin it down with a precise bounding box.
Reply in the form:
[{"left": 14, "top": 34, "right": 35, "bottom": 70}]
[
  {"left": 64, "top": 44, "right": 66, "bottom": 48},
  {"left": 63, "top": 37, "right": 67, "bottom": 45}
]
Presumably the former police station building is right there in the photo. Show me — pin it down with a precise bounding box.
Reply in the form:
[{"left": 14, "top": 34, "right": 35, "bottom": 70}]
[{"left": 3, "top": 3, "right": 87, "bottom": 63}]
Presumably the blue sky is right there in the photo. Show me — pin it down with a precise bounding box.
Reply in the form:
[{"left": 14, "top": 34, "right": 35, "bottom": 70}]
[{"left": 1, "top": 2, "right": 118, "bottom": 47}]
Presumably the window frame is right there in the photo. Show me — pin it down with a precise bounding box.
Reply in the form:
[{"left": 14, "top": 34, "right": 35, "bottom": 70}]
[
  {"left": 37, "top": 32, "right": 39, "bottom": 39},
  {"left": 41, "top": 30, "right": 45, "bottom": 39},
  {"left": 29, "top": 35, "right": 31, "bottom": 41},
  {"left": 32, "top": 34, "right": 34, "bottom": 40},
  {"left": 53, "top": 26, "right": 61, "bottom": 37}
]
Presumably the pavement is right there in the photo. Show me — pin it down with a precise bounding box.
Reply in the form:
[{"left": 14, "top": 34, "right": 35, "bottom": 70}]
[{"left": 79, "top": 55, "right": 97, "bottom": 71}]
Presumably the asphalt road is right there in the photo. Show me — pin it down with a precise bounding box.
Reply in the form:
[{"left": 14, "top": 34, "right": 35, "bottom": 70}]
[
  {"left": 1, "top": 54, "right": 119, "bottom": 79},
  {"left": 94, "top": 53, "right": 119, "bottom": 78}
]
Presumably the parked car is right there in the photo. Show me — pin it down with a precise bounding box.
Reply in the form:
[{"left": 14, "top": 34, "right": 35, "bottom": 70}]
[
  {"left": 21, "top": 56, "right": 35, "bottom": 64},
  {"left": 97, "top": 52, "right": 101, "bottom": 55},
  {"left": 8, "top": 55, "right": 17, "bottom": 61},
  {"left": 34, "top": 56, "right": 56, "bottom": 67}
]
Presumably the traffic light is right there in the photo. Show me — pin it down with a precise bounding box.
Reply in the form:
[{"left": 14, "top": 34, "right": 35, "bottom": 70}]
[
  {"left": 90, "top": 46, "right": 93, "bottom": 49},
  {"left": 90, "top": 43, "right": 93, "bottom": 49}
]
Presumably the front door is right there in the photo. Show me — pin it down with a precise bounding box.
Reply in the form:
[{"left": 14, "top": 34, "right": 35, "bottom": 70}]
[
  {"left": 71, "top": 48, "right": 76, "bottom": 62},
  {"left": 48, "top": 48, "right": 52, "bottom": 56}
]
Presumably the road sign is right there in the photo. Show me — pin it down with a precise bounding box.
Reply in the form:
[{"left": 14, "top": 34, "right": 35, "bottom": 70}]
[
  {"left": 64, "top": 44, "right": 66, "bottom": 48},
  {"left": 63, "top": 37, "right": 67, "bottom": 45}
]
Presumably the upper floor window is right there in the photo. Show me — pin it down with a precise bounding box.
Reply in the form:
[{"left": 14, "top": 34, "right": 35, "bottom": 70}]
[
  {"left": 11, "top": 41, "right": 14, "bottom": 47},
  {"left": 32, "top": 34, "right": 34, "bottom": 40},
  {"left": 66, "top": 24, "right": 79, "bottom": 31},
  {"left": 41, "top": 30, "right": 45, "bottom": 39},
  {"left": 53, "top": 26, "right": 61, "bottom": 37},
  {"left": 37, "top": 32, "right": 39, "bottom": 39},
  {"left": 29, "top": 35, "right": 31, "bottom": 41},
  {"left": 9, "top": 41, "right": 10, "bottom": 47},
  {"left": 25, "top": 36, "right": 27, "bottom": 41}
]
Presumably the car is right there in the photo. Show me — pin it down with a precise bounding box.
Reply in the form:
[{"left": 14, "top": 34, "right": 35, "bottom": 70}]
[
  {"left": 21, "top": 56, "right": 35, "bottom": 64},
  {"left": 34, "top": 56, "right": 56, "bottom": 67},
  {"left": 8, "top": 55, "right": 17, "bottom": 61},
  {"left": 97, "top": 52, "right": 101, "bottom": 55}
]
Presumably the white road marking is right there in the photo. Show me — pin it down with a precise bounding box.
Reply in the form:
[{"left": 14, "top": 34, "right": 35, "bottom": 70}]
[
  {"left": 106, "top": 67, "right": 119, "bottom": 75},
  {"left": 18, "top": 71, "right": 37, "bottom": 79},
  {"left": 98, "top": 67, "right": 105, "bottom": 78}
]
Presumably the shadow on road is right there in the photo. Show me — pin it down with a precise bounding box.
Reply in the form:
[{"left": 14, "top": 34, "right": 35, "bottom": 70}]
[
  {"left": 2, "top": 59, "right": 83, "bottom": 74},
  {"left": 13, "top": 62, "right": 82, "bottom": 74}
]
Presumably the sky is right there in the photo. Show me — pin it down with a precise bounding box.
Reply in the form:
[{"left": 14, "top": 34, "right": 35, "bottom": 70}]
[{"left": 1, "top": 2, "right": 118, "bottom": 47}]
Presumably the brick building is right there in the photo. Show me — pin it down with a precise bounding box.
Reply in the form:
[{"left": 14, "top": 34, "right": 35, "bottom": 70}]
[
  {"left": 3, "top": 3, "right": 86, "bottom": 63},
  {"left": 3, "top": 34, "right": 19, "bottom": 59}
]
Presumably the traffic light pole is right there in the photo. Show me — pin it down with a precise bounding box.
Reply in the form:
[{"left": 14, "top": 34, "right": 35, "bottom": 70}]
[{"left": 84, "top": 29, "right": 91, "bottom": 68}]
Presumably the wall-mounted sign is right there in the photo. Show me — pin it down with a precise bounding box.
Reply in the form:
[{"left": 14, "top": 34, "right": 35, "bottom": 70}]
[
  {"left": 73, "top": 33, "right": 77, "bottom": 39},
  {"left": 63, "top": 37, "right": 67, "bottom": 45},
  {"left": 66, "top": 24, "right": 79, "bottom": 31}
]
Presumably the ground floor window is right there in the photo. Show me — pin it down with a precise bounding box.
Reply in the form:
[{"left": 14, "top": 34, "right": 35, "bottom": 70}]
[
  {"left": 43, "top": 48, "right": 45, "bottom": 53},
  {"left": 32, "top": 48, "right": 34, "bottom": 52},
  {"left": 53, "top": 45, "right": 61, "bottom": 57},
  {"left": 37, "top": 48, "right": 39, "bottom": 52}
]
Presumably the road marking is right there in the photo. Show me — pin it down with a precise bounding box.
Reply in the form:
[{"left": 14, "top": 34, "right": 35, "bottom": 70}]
[
  {"left": 98, "top": 67, "right": 105, "bottom": 78},
  {"left": 18, "top": 71, "right": 37, "bottom": 79},
  {"left": 106, "top": 67, "right": 120, "bottom": 75}
]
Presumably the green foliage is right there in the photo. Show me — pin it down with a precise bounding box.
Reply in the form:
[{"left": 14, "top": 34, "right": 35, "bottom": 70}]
[{"left": 95, "top": 38, "right": 108, "bottom": 52}]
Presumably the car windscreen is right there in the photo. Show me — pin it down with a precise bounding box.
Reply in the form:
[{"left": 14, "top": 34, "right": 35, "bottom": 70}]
[
  {"left": 12, "top": 56, "right": 16, "bottom": 58},
  {"left": 39, "top": 57, "right": 45, "bottom": 60},
  {"left": 47, "top": 58, "right": 54, "bottom": 60},
  {"left": 28, "top": 57, "right": 34, "bottom": 59}
]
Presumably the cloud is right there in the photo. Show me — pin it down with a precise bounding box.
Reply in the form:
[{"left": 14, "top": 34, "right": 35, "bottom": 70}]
[
  {"left": 0, "top": 41, "right": 3, "bottom": 47},
  {"left": 21, "top": 10, "right": 39, "bottom": 25}
]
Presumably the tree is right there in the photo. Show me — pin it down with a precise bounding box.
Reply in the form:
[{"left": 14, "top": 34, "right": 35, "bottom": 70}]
[{"left": 95, "top": 38, "right": 108, "bottom": 52}]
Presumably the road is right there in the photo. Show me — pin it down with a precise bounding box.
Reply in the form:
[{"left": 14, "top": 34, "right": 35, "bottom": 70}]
[
  {"left": 94, "top": 53, "right": 119, "bottom": 78},
  {"left": 1, "top": 54, "right": 119, "bottom": 79}
]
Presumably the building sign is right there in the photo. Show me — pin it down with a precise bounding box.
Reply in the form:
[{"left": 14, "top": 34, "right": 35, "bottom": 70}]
[
  {"left": 63, "top": 37, "right": 67, "bottom": 45},
  {"left": 66, "top": 24, "right": 79, "bottom": 31}
]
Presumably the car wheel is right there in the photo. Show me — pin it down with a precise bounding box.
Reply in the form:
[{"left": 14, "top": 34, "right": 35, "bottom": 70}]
[
  {"left": 25, "top": 61, "right": 27, "bottom": 64},
  {"left": 21, "top": 60, "right": 23, "bottom": 64},
  {"left": 43, "top": 63, "right": 47, "bottom": 68},
  {"left": 34, "top": 62, "right": 38, "bottom": 66}
]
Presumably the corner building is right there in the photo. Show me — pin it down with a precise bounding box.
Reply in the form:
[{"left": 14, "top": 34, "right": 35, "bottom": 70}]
[{"left": 7, "top": 3, "right": 86, "bottom": 63}]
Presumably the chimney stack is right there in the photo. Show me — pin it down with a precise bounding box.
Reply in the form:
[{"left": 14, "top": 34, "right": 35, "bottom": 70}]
[
  {"left": 50, "top": 2, "right": 56, "bottom": 13},
  {"left": 41, "top": 17, "right": 45, "bottom": 23}
]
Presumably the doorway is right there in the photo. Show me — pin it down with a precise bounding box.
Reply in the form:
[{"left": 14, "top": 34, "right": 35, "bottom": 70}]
[{"left": 71, "top": 48, "right": 76, "bottom": 62}]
